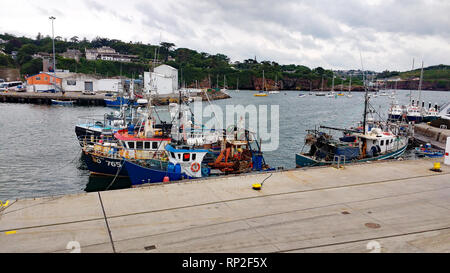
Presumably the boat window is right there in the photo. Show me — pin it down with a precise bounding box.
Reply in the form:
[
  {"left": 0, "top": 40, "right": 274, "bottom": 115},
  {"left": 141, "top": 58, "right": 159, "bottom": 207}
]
[
  {"left": 152, "top": 142, "right": 158, "bottom": 149},
  {"left": 380, "top": 140, "right": 384, "bottom": 146},
  {"left": 171, "top": 152, "right": 175, "bottom": 158},
  {"left": 192, "top": 153, "right": 196, "bottom": 160},
  {"left": 183, "top": 153, "right": 190, "bottom": 162},
  {"left": 128, "top": 142, "right": 135, "bottom": 149},
  {"left": 177, "top": 154, "right": 181, "bottom": 159},
  {"left": 144, "top": 142, "right": 150, "bottom": 149},
  {"left": 136, "top": 141, "right": 143, "bottom": 149},
  {"left": 36, "top": 77, "right": 41, "bottom": 80}
]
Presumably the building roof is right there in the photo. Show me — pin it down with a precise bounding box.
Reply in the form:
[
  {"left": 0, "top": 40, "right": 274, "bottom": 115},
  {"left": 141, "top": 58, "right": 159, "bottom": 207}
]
[{"left": 155, "top": 64, "right": 177, "bottom": 71}]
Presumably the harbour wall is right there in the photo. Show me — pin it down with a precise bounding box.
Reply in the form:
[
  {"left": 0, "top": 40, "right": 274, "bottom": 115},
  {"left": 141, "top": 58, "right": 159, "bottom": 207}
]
[
  {"left": 414, "top": 123, "right": 450, "bottom": 149},
  {"left": 0, "top": 90, "right": 231, "bottom": 106}
]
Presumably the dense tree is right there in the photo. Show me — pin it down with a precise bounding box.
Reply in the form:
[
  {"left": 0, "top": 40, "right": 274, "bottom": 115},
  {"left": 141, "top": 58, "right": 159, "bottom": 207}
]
[
  {"left": 159, "top": 42, "right": 175, "bottom": 62},
  {"left": 20, "top": 58, "right": 42, "bottom": 76}
]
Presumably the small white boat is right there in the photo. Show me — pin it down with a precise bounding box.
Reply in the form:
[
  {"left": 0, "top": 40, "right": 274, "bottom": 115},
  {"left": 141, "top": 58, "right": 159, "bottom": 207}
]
[{"left": 51, "top": 99, "right": 74, "bottom": 106}]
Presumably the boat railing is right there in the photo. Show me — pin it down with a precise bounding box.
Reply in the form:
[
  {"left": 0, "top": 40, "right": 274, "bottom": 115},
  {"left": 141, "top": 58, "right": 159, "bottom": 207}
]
[
  {"left": 332, "top": 155, "right": 346, "bottom": 169},
  {"left": 77, "top": 115, "right": 109, "bottom": 127},
  {"left": 82, "top": 138, "right": 169, "bottom": 161}
]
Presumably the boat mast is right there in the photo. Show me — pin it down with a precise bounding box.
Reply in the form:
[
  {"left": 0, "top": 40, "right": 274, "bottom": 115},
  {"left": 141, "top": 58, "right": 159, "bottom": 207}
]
[
  {"left": 262, "top": 70, "right": 265, "bottom": 91},
  {"left": 418, "top": 60, "right": 424, "bottom": 110},
  {"left": 331, "top": 73, "right": 335, "bottom": 92},
  {"left": 360, "top": 51, "right": 368, "bottom": 135},
  {"left": 410, "top": 58, "right": 414, "bottom": 105},
  {"left": 348, "top": 76, "right": 352, "bottom": 92},
  {"left": 321, "top": 76, "right": 324, "bottom": 92},
  {"left": 275, "top": 74, "right": 278, "bottom": 90}
]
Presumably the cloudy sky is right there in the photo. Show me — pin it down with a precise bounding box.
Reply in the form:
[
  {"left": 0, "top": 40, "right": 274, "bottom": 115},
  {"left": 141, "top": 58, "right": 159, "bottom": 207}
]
[{"left": 1, "top": 0, "right": 449, "bottom": 71}]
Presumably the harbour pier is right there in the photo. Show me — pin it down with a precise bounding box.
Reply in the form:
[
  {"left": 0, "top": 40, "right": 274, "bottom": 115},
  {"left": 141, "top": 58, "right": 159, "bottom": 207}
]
[
  {"left": 0, "top": 91, "right": 106, "bottom": 106},
  {"left": 0, "top": 90, "right": 230, "bottom": 106},
  {"left": 0, "top": 158, "right": 449, "bottom": 253},
  {"left": 414, "top": 123, "right": 450, "bottom": 150}
]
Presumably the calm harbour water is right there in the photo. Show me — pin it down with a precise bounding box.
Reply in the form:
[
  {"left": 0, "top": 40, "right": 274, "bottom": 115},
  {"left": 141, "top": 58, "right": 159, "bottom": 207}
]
[{"left": 0, "top": 90, "right": 449, "bottom": 200}]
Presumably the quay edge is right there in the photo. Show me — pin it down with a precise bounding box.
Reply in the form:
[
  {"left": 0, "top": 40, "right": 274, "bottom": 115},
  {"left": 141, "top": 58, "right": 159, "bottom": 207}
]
[{"left": 0, "top": 158, "right": 449, "bottom": 253}]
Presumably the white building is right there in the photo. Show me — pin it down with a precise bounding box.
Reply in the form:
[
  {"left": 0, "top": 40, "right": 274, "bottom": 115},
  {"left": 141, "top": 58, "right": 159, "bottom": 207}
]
[
  {"left": 144, "top": 64, "right": 178, "bottom": 95},
  {"left": 26, "top": 71, "right": 123, "bottom": 93},
  {"left": 61, "top": 73, "right": 122, "bottom": 92}
]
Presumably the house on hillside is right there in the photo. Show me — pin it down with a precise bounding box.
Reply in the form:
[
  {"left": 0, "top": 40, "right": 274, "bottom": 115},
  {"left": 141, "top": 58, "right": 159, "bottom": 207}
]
[
  {"left": 60, "top": 49, "right": 82, "bottom": 62},
  {"left": 85, "top": 46, "right": 138, "bottom": 62}
]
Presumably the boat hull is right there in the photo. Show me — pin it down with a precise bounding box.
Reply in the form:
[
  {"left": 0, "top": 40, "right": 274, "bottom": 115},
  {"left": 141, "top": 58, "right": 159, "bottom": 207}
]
[
  {"left": 296, "top": 144, "right": 408, "bottom": 168},
  {"left": 104, "top": 97, "right": 137, "bottom": 107},
  {"left": 123, "top": 160, "right": 182, "bottom": 185},
  {"left": 82, "top": 152, "right": 128, "bottom": 177},
  {"left": 51, "top": 99, "right": 74, "bottom": 106},
  {"left": 388, "top": 114, "right": 402, "bottom": 121}
]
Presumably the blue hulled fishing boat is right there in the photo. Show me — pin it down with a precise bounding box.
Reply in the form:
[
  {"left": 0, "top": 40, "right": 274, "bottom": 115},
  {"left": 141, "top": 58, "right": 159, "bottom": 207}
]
[{"left": 123, "top": 144, "right": 211, "bottom": 185}]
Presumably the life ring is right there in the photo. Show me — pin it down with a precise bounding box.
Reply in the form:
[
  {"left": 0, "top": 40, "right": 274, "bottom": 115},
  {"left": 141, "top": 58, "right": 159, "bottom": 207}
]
[{"left": 191, "top": 162, "right": 200, "bottom": 172}]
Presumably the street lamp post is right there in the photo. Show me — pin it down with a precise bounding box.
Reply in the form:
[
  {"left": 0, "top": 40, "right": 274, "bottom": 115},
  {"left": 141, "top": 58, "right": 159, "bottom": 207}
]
[{"left": 49, "top": 16, "right": 56, "bottom": 92}]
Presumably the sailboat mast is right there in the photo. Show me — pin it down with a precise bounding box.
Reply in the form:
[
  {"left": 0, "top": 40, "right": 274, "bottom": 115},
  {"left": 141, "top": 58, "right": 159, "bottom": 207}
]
[
  {"left": 331, "top": 73, "right": 335, "bottom": 92},
  {"left": 263, "top": 70, "right": 265, "bottom": 91},
  {"left": 321, "top": 76, "right": 324, "bottom": 91},
  {"left": 348, "top": 76, "right": 352, "bottom": 92}
]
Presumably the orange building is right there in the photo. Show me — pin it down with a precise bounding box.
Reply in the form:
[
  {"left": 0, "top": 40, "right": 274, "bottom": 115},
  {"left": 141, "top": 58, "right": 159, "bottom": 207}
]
[
  {"left": 26, "top": 72, "right": 62, "bottom": 85},
  {"left": 25, "top": 72, "right": 63, "bottom": 92}
]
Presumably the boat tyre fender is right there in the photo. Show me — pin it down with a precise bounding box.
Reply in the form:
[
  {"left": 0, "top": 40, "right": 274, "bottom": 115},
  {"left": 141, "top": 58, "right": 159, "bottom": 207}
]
[
  {"left": 371, "top": 146, "right": 378, "bottom": 157},
  {"left": 191, "top": 162, "right": 201, "bottom": 172}
]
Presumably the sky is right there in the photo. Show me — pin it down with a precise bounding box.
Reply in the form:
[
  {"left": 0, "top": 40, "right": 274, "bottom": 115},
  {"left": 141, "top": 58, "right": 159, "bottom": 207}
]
[{"left": 1, "top": 0, "right": 449, "bottom": 72}]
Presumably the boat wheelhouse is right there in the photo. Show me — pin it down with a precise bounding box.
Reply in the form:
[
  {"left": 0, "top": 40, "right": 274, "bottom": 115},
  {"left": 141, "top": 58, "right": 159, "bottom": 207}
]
[
  {"left": 295, "top": 127, "right": 408, "bottom": 168},
  {"left": 123, "top": 144, "right": 211, "bottom": 185},
  {"left": 114, "top": 126, "right": 171, "bottom": 160}
]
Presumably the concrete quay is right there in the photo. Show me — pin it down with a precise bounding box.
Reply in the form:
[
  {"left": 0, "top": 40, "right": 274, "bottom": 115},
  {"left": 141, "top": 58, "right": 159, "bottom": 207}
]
[
  {"left": 0, "top": 90, "right": 230, "bottom": 106},
  {"left": 414, "top": 123, "right": 450, "bottom": 150},
  {"left": 0, "top": 91, "right": 106, "bottom": 106},
  {"left": 0, "top": 158, "right": 449, "bottom": 253}
]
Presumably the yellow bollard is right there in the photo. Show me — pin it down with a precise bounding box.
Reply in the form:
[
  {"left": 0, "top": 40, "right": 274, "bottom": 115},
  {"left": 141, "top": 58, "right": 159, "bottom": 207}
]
[
  {"left": 252, "top": 183, "right": 262, "bottom": 190},
  {"left": 431, "top": 162, "right": 442, "bottom": 172}
]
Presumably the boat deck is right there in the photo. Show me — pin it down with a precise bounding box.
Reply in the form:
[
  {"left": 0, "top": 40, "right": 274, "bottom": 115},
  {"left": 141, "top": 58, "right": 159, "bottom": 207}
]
[{"left": 1, "top": 158, "right": 449, "bottom": 253}]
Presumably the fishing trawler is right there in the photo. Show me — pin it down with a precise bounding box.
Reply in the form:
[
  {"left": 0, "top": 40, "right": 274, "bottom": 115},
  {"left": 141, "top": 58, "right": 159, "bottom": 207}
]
[
  {"left": 81, "top": 120, "right": 172, "bottom": 177},
  {"left": 296, "top": 78, "right": 409, "bottom": 168},
  {"left": 123, "top": 107, "right": 272, "bottom": 185},
  {"left": 123, "top": 144, "right": 211, "bottom": 185}
]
